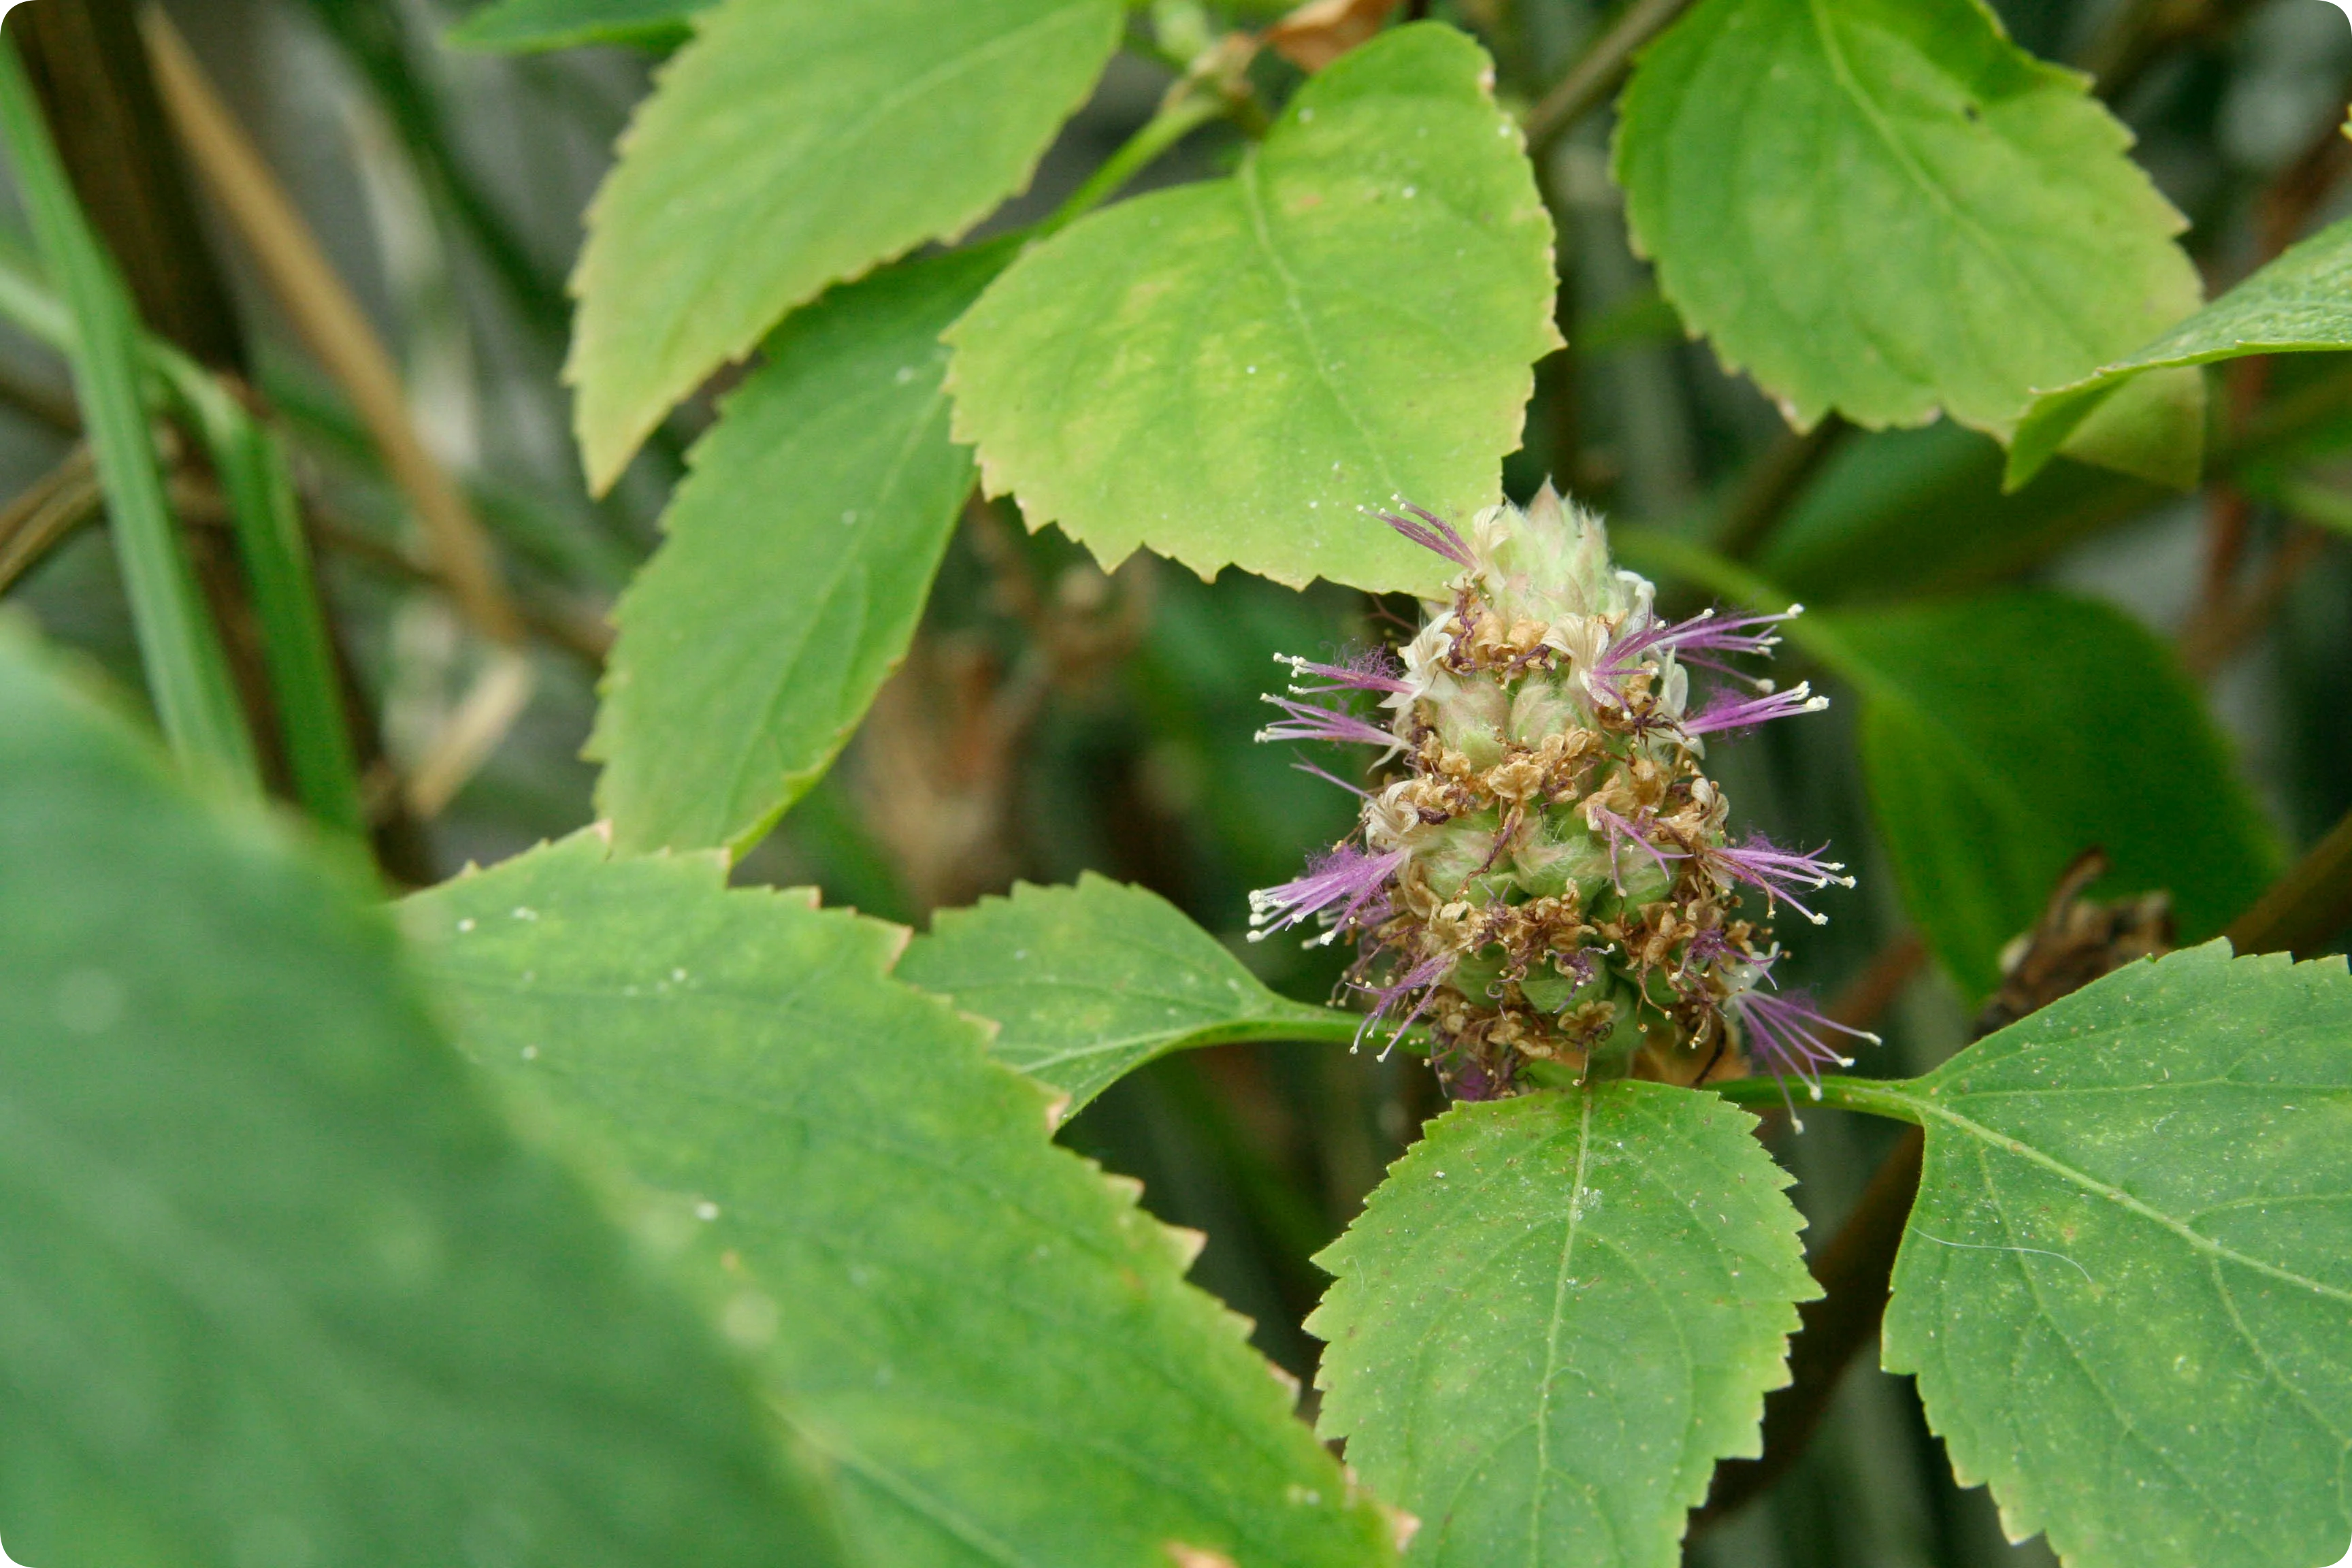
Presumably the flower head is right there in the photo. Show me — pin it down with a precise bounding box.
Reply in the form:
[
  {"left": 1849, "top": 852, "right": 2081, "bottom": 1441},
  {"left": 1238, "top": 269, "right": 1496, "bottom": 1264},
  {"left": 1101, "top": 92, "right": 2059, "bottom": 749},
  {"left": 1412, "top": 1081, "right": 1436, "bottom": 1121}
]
[{"left": 1247, "top": 484, "right": 1861, "bottom": 1103}]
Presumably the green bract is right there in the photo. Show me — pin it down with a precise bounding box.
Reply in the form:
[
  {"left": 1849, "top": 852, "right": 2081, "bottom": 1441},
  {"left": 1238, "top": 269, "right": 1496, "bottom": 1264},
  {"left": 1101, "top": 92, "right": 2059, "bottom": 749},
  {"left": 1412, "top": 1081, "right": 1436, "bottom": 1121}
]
[{"left": 945, "top": 23, "right": 1560, "bottom": 594}]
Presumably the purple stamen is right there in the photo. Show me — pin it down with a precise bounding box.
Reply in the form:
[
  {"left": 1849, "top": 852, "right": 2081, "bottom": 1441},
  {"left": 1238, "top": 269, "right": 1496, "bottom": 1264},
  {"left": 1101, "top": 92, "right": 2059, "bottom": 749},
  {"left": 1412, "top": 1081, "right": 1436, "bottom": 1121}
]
[
  {"left": 1256, "top": 694, "right": 1401, "bottom": 751},
  {"left": 1279, "top": 647, "right": 1410, "bottom": 697},
  {"left": 1730, "top": 985, "right": 1880, "bottom": 1128},
  {"left": 1373, "top": 502, "right": 1475, "bottom": 568},
  {"left": 1678, "top": 683, "right": 1828, "bottom": 738},
  {"left": 1291, "top": 758, "right": 1371, "bottom": 798},
  {"left": 1588, "top": 607, "right": 1799, "bottom": 708},
  {"left": 1708, "top": 834, "right": 1853, "bottom": 926},
  {"left": 1352, "top": 952, "right": 1452, "bottom": 1056},
  {"left": 1247, "top": 844, "right": 1408, "bottom": 943},
  {"left": 1586, "top": 802, "right": 1687, "bottom": 891}
]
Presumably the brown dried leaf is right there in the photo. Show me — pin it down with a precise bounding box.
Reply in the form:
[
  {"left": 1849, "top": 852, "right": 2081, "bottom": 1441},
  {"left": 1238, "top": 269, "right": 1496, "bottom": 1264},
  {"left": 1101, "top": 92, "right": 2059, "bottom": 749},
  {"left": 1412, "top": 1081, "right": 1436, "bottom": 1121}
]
[{"left": 1264, "top": 0, "right": 1403, "bottom": 71}]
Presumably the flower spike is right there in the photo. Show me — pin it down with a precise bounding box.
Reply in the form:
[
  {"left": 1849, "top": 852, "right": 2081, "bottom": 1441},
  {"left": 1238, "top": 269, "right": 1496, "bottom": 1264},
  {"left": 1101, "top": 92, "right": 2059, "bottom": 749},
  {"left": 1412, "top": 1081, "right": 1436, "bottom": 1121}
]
[{"left": 1246, "top": 491, "right": 1857, "bottom": 1104}]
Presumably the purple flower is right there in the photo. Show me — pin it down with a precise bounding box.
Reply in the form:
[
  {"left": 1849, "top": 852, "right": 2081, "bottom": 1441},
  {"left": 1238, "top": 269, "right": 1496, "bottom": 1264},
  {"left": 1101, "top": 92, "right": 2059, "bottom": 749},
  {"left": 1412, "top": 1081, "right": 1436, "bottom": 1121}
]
[
  {"left": 1591, "top": 607, "right": 1800, "bottom": 706},
  {"left": 1279, "top": 647, "right": 1410, "bottom": 697},
  {"left": 1373, "top": 502, "right": 1475, "bottom": 568},
  {"left": 1586, "top": 802, "right": 1686, "bottom": 891},
  {"left": 1730, "top": 985, "right": 1880, "bottom": 1127},
  {"left": 1256, "top": 694, "right": 1401, "bottom": 752},
  {"left": 1678, "top": 682, "right": 1828, "bottom": 738},
  {"left": 1350, "top": 951, "right": 1452, "bottom": 1056},
  {"left": 1707, "top": 834, "right": 1854, "bottom": 926},
  {"left": 1247, "top": 844, "right": 1408, "bottom": 943}
]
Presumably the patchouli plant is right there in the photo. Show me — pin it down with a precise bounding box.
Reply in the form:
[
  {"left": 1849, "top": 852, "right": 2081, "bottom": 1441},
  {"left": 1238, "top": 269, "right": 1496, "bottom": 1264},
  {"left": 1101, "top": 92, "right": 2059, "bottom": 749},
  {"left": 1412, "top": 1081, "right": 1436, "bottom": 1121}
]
[{"left": 0, "top": 3, "right": 2344, "bottom": 1568}]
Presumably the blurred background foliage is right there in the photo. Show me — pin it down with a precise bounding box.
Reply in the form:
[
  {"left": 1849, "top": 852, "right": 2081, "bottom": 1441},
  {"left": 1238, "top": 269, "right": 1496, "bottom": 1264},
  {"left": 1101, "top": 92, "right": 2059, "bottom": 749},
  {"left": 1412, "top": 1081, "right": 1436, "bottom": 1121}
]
[{"left": 1, "top": 0, "right": 2347, "bottom": 1562}]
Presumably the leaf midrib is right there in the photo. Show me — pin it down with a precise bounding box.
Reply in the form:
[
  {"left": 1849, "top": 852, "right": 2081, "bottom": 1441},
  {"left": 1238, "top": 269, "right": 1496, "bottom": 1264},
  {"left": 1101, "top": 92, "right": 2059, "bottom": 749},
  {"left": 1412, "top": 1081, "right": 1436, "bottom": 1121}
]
[{"left": 1895, "top": 1089, "right": 2352, "bottom": 1304}]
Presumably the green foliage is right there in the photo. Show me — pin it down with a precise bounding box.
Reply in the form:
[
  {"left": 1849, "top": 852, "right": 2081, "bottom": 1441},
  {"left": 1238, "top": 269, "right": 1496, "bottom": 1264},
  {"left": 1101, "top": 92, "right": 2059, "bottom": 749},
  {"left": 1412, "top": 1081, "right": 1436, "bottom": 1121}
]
[
  {"left": 0, "top": 638, "right": 843, "bottom": 1567},
  {"left": 2012, "top": 212, "right": 2352, "bottom": 486},
  {"left": 0, "top": 40, "right": 257, "bottom": 787},
  {"left": 406, "top": 838, "right": 1403, "bottom": 1568},
  {"left": 568, "top": 0, "right": 1123, "bottom": 490},
  {"left": 900, "top": 872, "right": 1352, "bottom": 1113},
  {"left": 449, "top": 0, "right": 702, "bottom": 52},
  {"left": 945, "top": 23, "right": 1560, "bottom": 594},
  {"left": 1613, "top": 0, "right": 2202, "bottom": 480},
  {"left": 1860, "top": 943, "right": 2352, "bottom": 1568},
  {"left": 589, "top": 245, "right": 1007, "bottom": 855},
  {"left": 1310, "top": 1085, "right": 1816, "bottom": 1568},
  {"left": 1812, "top": 591, "right": 2281, "bottom": 999}
]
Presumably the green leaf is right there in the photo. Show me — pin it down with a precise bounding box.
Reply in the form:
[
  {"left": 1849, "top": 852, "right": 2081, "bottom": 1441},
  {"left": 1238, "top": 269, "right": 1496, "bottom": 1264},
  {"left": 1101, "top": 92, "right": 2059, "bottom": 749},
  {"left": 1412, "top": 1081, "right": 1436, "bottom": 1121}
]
[
  {"left": 568, "top": 0, "right": 1123, "bottom": 491},
  {"left": 1752, "top": 422, "right": 2168, "bottom": 606},
  {"left": 0, "top": 636, "right": 843, "bottom": 1566},
  {"left": 1811, "top": 591, "right": 2281, "bottom": 1000},
  {"left": 2012, "top": 212, "right": 2352, "bottom": 487},
  {"left": 945, "top": 22, "right": 1560, "bottom": 595},
  {"left": 450, "top": 0, "right": 703, "bottom": 52},
  {"left": 1309, "top": 1085, "right": 1816, "bottom": 1568},
  {"left": 899, "top": 872, "right": 1355, "bottom": 1113},
  {"left": 589, "top": 245, "right": 1005, "bottom": 856},
  {"left": 1856, "top": 943, "right": 2352, "bottom": 1568},
  {"left": 406, "top": 838, "right": 1405, "bottom": 1568},
  {"left": 1612, "top": 0, "right": 2202, "bottom": 475}
]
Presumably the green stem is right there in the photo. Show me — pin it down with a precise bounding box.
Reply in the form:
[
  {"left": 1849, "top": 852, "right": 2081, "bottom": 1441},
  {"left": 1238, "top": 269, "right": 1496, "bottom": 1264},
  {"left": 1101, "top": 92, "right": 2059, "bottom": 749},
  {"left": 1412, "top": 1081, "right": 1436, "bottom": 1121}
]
[
  {"left": 0, "top": 231, "right": 363, "bottom": 836},
  {"left": 1041, "top": 91, "right": 1227, "bottom": 238},
  {"left": 1522, "top": 0, "right": 1699, "bottom": 154},
  {"left": 0, "top": 37, "right": 258, "bottom": 789},
  {"left": 1710, "top": 1072, "right": 1925, "bottom": 1124},
  {"left": 169, "top": 372, "right": 368, "bottom": 840}
]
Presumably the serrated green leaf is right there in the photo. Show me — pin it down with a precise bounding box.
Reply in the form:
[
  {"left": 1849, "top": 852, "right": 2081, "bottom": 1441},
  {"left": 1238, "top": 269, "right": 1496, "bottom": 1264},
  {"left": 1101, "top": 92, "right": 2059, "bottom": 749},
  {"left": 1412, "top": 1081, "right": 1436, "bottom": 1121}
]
[
  {"left": 569, "top": 0, "right": 1123, "bottom": 490},
  {"left": 0, "top": 639, "right": 842, "bottom": 1566},
  {"left": 1859, "top": 943, "right": 2352, "bottom": 1568},
  {"left": 945, "top": 22, "right": 1559, "bottom": 595},
  {"left": 405, "top": 838, "right": 1403, "bottom": 1568},
  {"left": 448, "top": 0, "right": 700, "bottom": 52},
  {"left": 899, "top": 872, "right": 1353, "bottom": 1113},
  {"left": 1612, "top": 0, "right": 2201, "bottom": 474},
  {"left": 589, "top": 245, "right": 1006, "bottom": 856},
  {"left": 1808, "top": 590, "right": 2281, "bottom": 1000},
  {"left": 1309, "top": 1085, "right": 1816, "bottom": 1568},
  {"left": 2011, "top": 212, "right": 2352, "bottom": 487}
]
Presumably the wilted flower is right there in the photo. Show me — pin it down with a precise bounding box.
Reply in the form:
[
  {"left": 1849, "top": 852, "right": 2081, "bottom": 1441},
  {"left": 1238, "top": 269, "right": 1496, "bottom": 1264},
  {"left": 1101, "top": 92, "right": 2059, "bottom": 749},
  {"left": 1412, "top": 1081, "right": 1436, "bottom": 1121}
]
[{"left": 1250, "top": 484, "right": 1873, "bottom": 1102}]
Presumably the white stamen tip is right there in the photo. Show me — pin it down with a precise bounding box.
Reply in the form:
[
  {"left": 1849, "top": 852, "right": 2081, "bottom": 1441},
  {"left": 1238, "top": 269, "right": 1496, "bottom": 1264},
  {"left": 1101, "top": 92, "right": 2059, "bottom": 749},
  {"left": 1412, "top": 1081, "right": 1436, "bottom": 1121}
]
[
  {"left": 1804, "top": 912, "right": 1829, "bottom": 925},
  {"left": 1808, "top": 1083, "right": 1825, "bottom": 1100}
]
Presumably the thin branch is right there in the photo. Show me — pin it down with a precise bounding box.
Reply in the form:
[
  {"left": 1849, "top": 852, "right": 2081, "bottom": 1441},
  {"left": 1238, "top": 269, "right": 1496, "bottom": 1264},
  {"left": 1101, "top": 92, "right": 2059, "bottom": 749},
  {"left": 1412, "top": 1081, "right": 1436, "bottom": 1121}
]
[
  {"left": 1714, "top": 416, "right": 1850, "bottom": 562},
  {"left": 1522, "top": 0, "right": 1697, "bottom": 156},
  {"left": 0, "top": 440, "right": 101, "bottom": 590},
  {"left": 2225, "top": 803, "right": 2352, "bottom": 960},
  {"left": 139, "top": 8, "right": 523, "bottom": 651}
]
